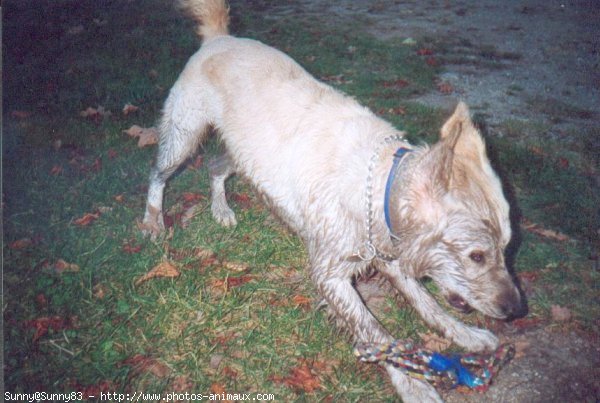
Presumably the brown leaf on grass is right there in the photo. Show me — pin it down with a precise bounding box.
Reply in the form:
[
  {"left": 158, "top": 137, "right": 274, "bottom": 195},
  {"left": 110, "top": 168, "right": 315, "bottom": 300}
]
[
  {"left": 210, "top": 383, "right": 232, "bottom": 403},
  {"left": 74, "top": 212, "right": 100, "bottom": 226},
  {"left": 35, "top": 293, "right": 48, "bottom": 308},
  {"left": 54, "top": 259, "right": 80, "bottom": 274},
  {"left": 511, "top": 317, "right": 543, "bottom": 330},
  {"left": 180, "top": 203, "right": 201, "bottom": 228},
  {"left": 426, "top": 57, "right": 438, "bottom": 66},
  {"left": 9, "top": 238, "right": 32, "bottom": 250},
  {"left": 292, "top": 294, "right": 312, "bottom": 308},
  {"left": 11, "top": 110, "right": 32, "bottom": 119},
  {"left": 419, "top": 331, "right": 451, "bottom": 352},
  {"left": 122, "top": 241, "right": 142, "bottom": 254},
  {"left": 231, "top": 192, "right": 253, "bottom": 210},
  {"left": 518, "top": 271, "right": 541, "bottom": 282},
  {"left": 550, "top": 304, "right": 572, "bottom": 322},
  {"left": 170, "top": 375, "right": 194, "bottom": 394},
  {"left": 211, "top": 275, "right": 254, "bottom": 290},
  {"left": 93, "top": 284, "right": 107, "bottom": 299},
  {"left": 114, "top": 194, "right": 125, "bottom": 203},
  {"left": 222, "top": 366, "right": 238, "bottom": 378},
  {"left": 123, "top": 125, "right": 159, "bottom": 147},
  {"left": 69, "top": 380, "right": 115, "bottom": 397},
  {"left": 270, "top": 363, "right": 321, "bottom": 393},
  {"left": 187, "top": 155, "right": 204, "bottom": 170},
  {"left": 50, "top": 165, "right": 64, "bottom": 175},
  {"left": 417, "top": 48, "right": 434, "bottom": 56},
  {"left": 521, "top": 219, "right": 569, "bottom": 241},
  {"left": 222, "top": 261, "right": 249, "bottom": 273},
  {"left": 182, "top": 192, "right": 205, "bottom": 204},
  {"left": 24, "top": 315, "right": 72, "bottom": 342},
  {"left": 122, "top": 103, "right": 139, "bottom": 115},
  {"left": 382, "top": 79, "right": 410, "bottom": 89},
  {"left": 209, "top": 354, "right": 224, "bottom": 370},
  {"left": 80, "top": 106, "right": 111, "bottom": 122},
  {"left": 120, "top": 354, "right": 171, "bottom": 378},
  {"left": 135, "top": 260, "right": 180, "bottom": 286}
]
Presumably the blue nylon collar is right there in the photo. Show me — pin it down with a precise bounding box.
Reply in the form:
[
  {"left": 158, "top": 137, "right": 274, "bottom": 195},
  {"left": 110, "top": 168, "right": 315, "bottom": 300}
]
[{"left": 384, "top": 147, "right": 412, "bottom": 235}]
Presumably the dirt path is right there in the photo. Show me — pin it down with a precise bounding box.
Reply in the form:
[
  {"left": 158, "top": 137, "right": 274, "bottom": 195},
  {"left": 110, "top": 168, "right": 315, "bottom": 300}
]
[
  {"left": 265, "top": 0, "right": 599, "bottom": 145},
  {"left": 257, "top": 1, "right": 600, "bottom": 401}
]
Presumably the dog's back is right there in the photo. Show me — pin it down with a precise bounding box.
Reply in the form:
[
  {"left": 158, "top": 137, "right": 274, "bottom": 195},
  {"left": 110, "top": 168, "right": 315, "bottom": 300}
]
[{"left": 169, "top": 0, "right": 402, "bottom": 236}]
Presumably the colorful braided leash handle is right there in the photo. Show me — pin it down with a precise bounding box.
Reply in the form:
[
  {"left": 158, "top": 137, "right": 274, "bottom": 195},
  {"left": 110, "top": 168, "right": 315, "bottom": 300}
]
[{"left": 354, "top": 340, "right": 515, "bottom": 391}]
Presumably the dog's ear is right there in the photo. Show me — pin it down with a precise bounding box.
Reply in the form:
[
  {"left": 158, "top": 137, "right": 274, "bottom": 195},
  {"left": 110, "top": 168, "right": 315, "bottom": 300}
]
[
  {"left": 441, "top": 102, "right": 487, "bottom": 169},
  {"left": 408, "top": 103, "right": 483, "bottom": 224},
  {"left": 408, "top": 132, "right": 457, "bottom": 224}
]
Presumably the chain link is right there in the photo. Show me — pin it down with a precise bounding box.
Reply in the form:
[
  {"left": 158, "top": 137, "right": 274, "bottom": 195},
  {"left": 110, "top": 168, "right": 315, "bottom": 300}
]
[{"left": 358, "top": 134, "right": 404, "bottom": 262}]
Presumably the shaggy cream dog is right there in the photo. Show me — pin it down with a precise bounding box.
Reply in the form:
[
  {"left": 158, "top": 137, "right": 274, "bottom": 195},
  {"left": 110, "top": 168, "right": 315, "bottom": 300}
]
[{"left": 142, "top": 1, "right": 522, "bottom": 401}]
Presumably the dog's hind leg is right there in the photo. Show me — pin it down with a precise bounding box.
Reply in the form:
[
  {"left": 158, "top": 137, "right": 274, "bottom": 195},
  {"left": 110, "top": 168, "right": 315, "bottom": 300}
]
[
  {"left": 209, "top": 153, "right": 237, "bottom": 227},
  {"left": 142, "top": 96, "right": 210, "bottom": 237}
]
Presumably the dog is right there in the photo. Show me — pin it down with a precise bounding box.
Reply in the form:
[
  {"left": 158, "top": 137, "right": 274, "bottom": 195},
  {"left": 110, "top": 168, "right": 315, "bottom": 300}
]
[{"left": 142, "top": 1, "right": 523, "bottom": 401}]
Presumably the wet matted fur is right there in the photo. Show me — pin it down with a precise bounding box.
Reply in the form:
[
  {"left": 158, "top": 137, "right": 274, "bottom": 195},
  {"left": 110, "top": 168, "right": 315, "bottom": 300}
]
[{"left": 142, "top": 1, "right": 523, "bottom": 401}]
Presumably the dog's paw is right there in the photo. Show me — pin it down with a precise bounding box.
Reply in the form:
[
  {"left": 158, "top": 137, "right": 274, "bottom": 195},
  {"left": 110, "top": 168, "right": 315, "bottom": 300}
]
[
  {"left": 139, "top": 207, "right": 165, "bottom": 239},
  {"left": 386, "top": 365, "right": 443, "bottom": 403},
  {"left": 452, "top": 326, "right": 499, "bottom": 352},
  {"left": 211, "top": 203, "right": 237, "bottom": 227}
]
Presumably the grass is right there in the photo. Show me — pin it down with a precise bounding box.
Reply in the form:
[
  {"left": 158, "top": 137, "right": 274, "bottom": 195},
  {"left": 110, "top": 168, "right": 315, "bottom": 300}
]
[{"left": 3, "top": 0, "right": 599, "bottom": 401}]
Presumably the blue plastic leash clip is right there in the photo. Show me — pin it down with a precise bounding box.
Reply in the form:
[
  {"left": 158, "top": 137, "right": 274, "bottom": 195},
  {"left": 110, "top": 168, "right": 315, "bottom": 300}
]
[{"left": 428, "top": 352, "right": 484, "bottom": 388}]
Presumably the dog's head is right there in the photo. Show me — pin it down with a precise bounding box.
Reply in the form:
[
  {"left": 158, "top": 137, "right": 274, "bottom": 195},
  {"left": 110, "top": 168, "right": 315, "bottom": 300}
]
[{"left": 397, "top": 102, "right": 523, "bottom": 319}]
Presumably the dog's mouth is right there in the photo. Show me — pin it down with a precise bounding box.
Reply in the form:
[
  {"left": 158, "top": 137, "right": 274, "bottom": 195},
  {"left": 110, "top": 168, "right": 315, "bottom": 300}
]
[{"left": 446, "top": 293, "right": 473, "bottom": 314}]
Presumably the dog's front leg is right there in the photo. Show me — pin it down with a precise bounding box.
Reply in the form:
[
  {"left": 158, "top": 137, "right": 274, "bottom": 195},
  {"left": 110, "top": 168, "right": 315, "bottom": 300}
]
[
  {"left": 312, "top": 262, "right": 442, "bottom": 402},
  {"left": 379, "top": 263, "right": 499, "bottom": 352}
]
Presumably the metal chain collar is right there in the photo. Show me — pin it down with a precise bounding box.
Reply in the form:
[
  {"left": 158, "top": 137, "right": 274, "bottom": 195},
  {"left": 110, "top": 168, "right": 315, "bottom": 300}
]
[{"left": 355, "top": 134, "right": 405, "bottom": 262}]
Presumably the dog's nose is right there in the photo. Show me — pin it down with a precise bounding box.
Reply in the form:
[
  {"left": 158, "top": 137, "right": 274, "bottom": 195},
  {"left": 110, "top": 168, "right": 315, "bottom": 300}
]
[{"left": 498, "top": 288, "right": 525, "bottom": 319}]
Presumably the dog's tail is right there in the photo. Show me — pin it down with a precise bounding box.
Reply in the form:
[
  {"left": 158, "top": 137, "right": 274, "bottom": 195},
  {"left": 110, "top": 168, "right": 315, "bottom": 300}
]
[{"left": 178, "top": 0, "right": 230, "bottom": 41}]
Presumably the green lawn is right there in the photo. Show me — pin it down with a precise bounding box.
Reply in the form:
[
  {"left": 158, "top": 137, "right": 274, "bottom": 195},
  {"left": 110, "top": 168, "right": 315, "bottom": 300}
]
[{"left": 3, "top": 1, "right": 598, "bottom": 401}]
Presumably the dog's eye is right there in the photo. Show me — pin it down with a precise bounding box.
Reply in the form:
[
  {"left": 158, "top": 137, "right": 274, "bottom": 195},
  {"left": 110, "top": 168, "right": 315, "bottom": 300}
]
[{"left": 469, "top": 251, "right": 485, "bottom": 264}]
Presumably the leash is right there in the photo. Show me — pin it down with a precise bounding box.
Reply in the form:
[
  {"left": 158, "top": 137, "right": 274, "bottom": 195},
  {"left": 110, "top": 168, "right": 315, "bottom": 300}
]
[{"left": 354, "top": 339, "right": 515, "bottom": 391}]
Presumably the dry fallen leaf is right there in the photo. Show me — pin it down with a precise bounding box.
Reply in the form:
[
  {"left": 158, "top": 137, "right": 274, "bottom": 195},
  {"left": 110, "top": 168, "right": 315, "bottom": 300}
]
[
  {"left": 419, "top": 331, "right": 452, "bottom": 352},
  {"left": 222, "top": 261, "right": 249, "bottom": 273},
  {"left": 93, "top": 284, "right": 107, "bottom": 299},
  {"left": 120, "top": 354, "right": 171, "bottom": 378},
  {"left": 80, "top": 106, "right": 111, "bottom": 122},
  {"left": 550, "top": 304, "right": 572, "bottom": 322},
  {"left": 122, "top": 103, "right": 139, "bottom": 115},
  {"left": 135, "top": 260, "right": 180, "bottom": 286},
  {"left": 11, "top": 110, "right": 32, "bottom": 119},
  {"left": 292, "top": 294, "right": 312, "bottom": 308},
  {"left": 54, "top": 259, "right": 80, "bottom": 274},
  {"left": 270, "top": 363, "right": 321, "bottom": 393},
  {"left": 123, "top": 125, "right": 159, "bottom": 147},
  {"left": 170, "top": 375, "right": 194, "bottom": 394},
  {"left": 210, "top": 383, "right": 232, "bottom": 403},
  {"left": 74, "top": 212, "right": 100, "bottom": 226},
  {"left": 9, "top": 238, "right": 32, "bottom": 250},
  {"left": 24, "top": 316, "right": 72, "bottom": 342},
  {"left": 122, "top": 241, "right": 142, "bottom": 254},
  {"left": 521, "top": 219, "right": 569, "bottom": 242},
  {"left": 49, "top": 165, "right": 64, "bottom": 176},
  {"left": 180, "top": 203, "right": 201, "bottom": 228}
]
